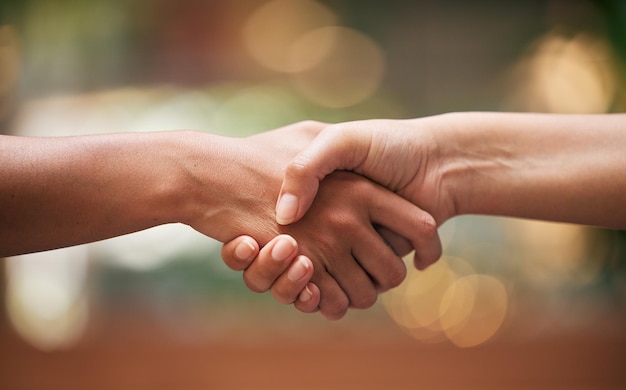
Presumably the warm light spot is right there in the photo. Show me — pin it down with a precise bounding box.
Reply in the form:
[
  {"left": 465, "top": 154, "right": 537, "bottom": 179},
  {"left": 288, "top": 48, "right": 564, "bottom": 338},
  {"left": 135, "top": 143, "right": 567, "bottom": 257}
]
[
  {"left": 290, "top": 27, "right": 386, "bottom": 108},
  {"left": 384, "top": 256, "right": 508, "bottom": 347},
  {"left": 288, "top": 24, "right": 338, "bottom": 73},
  {"left": 383, "top": 260, "right": 452, "bottom": 330},
  {"left": 405, "top": 262, "right": 458, "bottom": 328},
  {"left": 505, "top": 32, "right": 616, "bottom": 113},
  {"left": 439, "top": 275, "right": 477, "bottom": 336},
  {"left": 508, "top": 219, "right": 600, "bottom": 289},
  {"left": 382, "top": 283, "right": 416, "bottom": 329},
  {"left": 442, "top": 255, "right": 476, "bottom": 279},
  {"left": 5, "top": 247, "right": 89, "bottom": 351},
  {"left": 442, "top": 275, "right": 508, "bottom": 348},
  {"left": 242, "top": 0, "right": 336, "bottom": 73}
]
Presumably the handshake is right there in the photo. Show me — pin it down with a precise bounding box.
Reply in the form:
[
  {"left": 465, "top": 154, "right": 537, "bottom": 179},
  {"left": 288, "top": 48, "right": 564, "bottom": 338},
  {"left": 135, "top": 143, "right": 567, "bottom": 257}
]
[
  {"left": 217, "top": 119, "right": 445, "bottom": 320},
  {"left": 2, "top": 112, "right": 624, "bottom": 320}
]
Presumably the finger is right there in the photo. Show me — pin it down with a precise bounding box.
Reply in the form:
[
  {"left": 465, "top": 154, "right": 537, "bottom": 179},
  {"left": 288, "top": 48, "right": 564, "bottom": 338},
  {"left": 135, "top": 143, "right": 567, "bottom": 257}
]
[
  {"left": 309, "top": 265, "right": 350, "bottom": 320},
  {"left": 376, "top": 226, "right": 414, "bottom": 257},
  {"left": 221, "top": 235, "right": 259, "bottom": 271},
  {"left": 413, "top": 249, "right": 441, "bottom": 270},
  {"left": 317, "top": 241, "right": 379, "bottom": 310},
  {"left": 276, "top": 125, "right": 369, "bottom": 225},
  {"left": 350, "top": 224, "right": 407, "bottom": 293},
  {"left": 242, "top": 235, "right": 298, "bottom": 293},
  {"left": 368, "top": 186, "right": 443, "bottom": 271},
  {"left": 293, "top": 283, "right": 320, "bottom": 314},
  {"left": 269, "top": 255, "right": 314, "bottom": 304}
]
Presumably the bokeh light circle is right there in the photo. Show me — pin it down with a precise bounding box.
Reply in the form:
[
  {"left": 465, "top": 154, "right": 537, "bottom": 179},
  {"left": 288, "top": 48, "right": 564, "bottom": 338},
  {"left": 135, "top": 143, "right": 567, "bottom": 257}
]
[
  {"left": 383, "top": 256, "right": 508, "bottom": 347},
  {"left": 505, "top": 32, "right": 616, "bottom": 113},
  {"left": 290, "top": 26, "right": 386, "bottom": 108},
  {"left": 441, "top": 275, "right": 508, "bottom": 348},
  {"left": 242, "top": 0, "right": 336, "bottom": 73}
]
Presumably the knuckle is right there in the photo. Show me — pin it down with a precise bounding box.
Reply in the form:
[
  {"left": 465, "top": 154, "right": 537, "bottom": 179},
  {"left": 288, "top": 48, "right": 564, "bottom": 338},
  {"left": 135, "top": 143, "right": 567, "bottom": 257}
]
[
  {"left": 220, "top": 247, "right": 239, "bottom": 270},
  {"left": 294, "top": 301, "right": 318, "bottom": 314},
  {"left": 350, "top": 289, "right": 378, "bottom": 309},
  {"left": 284, "top": 159, "right": 312, "bottom": 181},
  {"left": 308, "top": 235, "right": 341, "bottom": 266},
  {"left": 321, "top": 297, "right": 349, "bottom": 320},
  {"left": 379, "top": 261, "right": 407, "bottom": 291},
  {"left": 270, "top": 287, "right": 295, "bottom": 305},
  {"left": 327, "top": 210, "right": 357, "bottom": 232},
  {"left": 242, "top": 273, "right": 269, "bottom": 293},
  {"left": 257, "top": 262, "right": 281, "bottom": 280},
  {"left": 347, "top": 177, "right": 376, "bottom": 202},
  {"left": 323, "top": 308, "right": 347, "bottom": 321},
  {"left": 223, "top": 256, "right": 248, "bottom": 272},
  {"left": 324, "top": 122, "right": 350, "bottom": 138}
]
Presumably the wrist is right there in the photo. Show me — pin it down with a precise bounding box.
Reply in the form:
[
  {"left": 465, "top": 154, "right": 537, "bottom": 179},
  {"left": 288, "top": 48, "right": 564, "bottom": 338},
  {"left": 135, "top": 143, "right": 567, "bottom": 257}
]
[
  {"left": 162, "top": 131, "right": 234, "bottom": 235},
  {"left": 436, "top": 112, "right": 626, "bottom": 227},
  {"left": 170, "top": 131, "right": 284, "bottom": 243},
  {"left": 128, "top": 131, "right": 208, "bottom": 228},
  {"left": 431, "top": 112, "right": 514, "bottom": 218}
]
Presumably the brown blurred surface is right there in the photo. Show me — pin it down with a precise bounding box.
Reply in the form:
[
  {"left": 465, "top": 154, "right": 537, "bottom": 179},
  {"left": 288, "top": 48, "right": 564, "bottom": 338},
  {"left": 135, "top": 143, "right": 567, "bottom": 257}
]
[{"left": 1, "top": 313, "right": 625, "bottom": 390}]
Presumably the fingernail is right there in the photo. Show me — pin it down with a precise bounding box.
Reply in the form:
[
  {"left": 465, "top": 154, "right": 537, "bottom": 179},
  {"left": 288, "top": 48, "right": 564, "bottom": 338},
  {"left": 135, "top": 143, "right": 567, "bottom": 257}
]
[
  {"left": 288, "top": 256, "right": 310, "bottom": 281},
  {"left": 234, "top": 239, "right": 255, "bottom": 260},
  {"left": 276, "top": 193, "right": 298, "bottom": 225},
  {"left": 271, "top": 236, "right": 295, "bottom": 262},
  {"left": 298, "top": 284, "right": 313, "bottom": 302}
]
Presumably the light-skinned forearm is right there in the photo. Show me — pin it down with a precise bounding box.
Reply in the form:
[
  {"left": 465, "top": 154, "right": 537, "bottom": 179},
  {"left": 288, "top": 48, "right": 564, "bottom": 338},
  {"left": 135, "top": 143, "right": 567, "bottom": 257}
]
[{"left": 435, "top": 112, "right": 626, "bottom": 228}]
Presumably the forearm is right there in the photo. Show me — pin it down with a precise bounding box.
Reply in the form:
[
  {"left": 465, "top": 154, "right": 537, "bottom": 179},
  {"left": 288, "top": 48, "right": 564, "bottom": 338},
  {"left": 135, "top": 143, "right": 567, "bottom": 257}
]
[
  {"left": 437, "top": 112, "right": 626, "bottom": 228},
  {"left": 0, "top": 131, "right": 215, "bottom": 256}
]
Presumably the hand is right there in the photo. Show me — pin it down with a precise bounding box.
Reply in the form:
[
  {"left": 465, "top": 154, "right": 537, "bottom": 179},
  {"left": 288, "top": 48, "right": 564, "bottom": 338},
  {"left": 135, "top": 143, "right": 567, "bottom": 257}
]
[
  {"left": 275, "top": 117, "right": 451, "bottom": 269},
  {"left": 184, "top": 121, "right": 440, "bottom": 319},
  {"left": 221, "top": 235, "right": 321, "bottom": 313},
  {"left": 221, "top": 227, "right": 421, "bottom": 312},
  {"left": 219, "top": 169, "right": 440, "bottom": 319}
]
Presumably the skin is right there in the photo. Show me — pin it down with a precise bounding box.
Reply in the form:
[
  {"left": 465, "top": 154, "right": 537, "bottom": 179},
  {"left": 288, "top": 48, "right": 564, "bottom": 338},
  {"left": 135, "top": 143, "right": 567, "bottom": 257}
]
[
  {"left": 275, "top": 112, "right": 626, "bottom": 228},
  {"left": 0, "top": 121, "right": 441, "bottom": 320},
  {"left": 221, "top": 226, "right": 419, "bottom": 313},
  {"left": 224, "top": 112, "right": 626, "bottom": 306},
  {"left": 222, "top": 234, "right": 321, "bottom": 312}
]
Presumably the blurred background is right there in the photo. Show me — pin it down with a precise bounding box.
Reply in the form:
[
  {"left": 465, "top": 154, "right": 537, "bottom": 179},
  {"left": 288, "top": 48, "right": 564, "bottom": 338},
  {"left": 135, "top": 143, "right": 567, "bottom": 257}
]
[{"left": 1, "top": 0, "right": 625, "bottom": 388}]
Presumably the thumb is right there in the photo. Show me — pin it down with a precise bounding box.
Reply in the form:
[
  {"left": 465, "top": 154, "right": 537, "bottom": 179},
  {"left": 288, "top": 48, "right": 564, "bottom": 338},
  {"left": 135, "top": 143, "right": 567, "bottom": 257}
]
[{"left": 275, "top": 125, "right": 370, "bottom": 225}]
